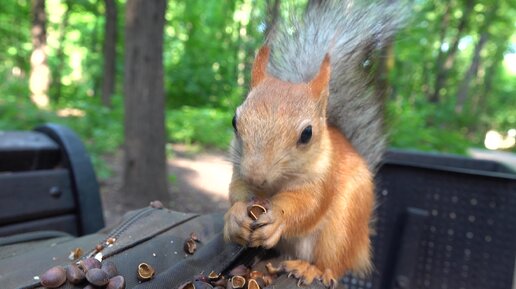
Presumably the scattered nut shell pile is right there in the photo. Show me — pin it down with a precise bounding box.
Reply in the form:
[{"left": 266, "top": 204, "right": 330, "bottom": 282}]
[
  {"left": 39, "top": 258, "right": 125, "bottom": 289},
  {"left": 38, "top": 200, "right": 276, "bottom": 289},
  {"left": 176, "top": 263, "right": 278, "bottom": 289}
]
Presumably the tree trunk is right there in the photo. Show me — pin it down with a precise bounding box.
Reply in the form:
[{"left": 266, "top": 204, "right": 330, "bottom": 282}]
[
  {"left": 29, "top": 0, "right": 51, "bottom": 108},
  {"left": 429, "top": 2, "right": 451, "bottom": 99},
  {"left": 429, "top": 0, "right": 474, "bottom": 103},
  {"left": 123, "top": 0, "right": 169, "bottom": 209},
  {"left": 101, "top": 0, "right": 118, "bottom": 107},
  {"left": 455, "top": 31, "right": 488, "bottom": 113},
  {"left": 90, "top": 4, "right": 102, "bottom": 98},
  {"left": 455, "top": 6, "right": 497, "bottom": 113},
  {"left": 473, "top": 40, "right": 506, "bottom": 113},
  {"left": 54, "top": 0, "right": 72, "bottom": 103}
]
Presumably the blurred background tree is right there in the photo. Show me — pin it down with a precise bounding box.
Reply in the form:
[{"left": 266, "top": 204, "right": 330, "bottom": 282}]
[{"left": 0, "top": 0, "right": 514, "bottom": 193}]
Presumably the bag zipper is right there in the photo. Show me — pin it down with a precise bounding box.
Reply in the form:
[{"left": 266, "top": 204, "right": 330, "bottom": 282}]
[{"left": 84, "top": 207, "right": 156, "bottom": 259}]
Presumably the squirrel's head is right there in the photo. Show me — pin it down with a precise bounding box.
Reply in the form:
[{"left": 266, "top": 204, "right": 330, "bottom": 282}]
[{"left": 231, "top": 46, "right": 331, "bottom": 196}]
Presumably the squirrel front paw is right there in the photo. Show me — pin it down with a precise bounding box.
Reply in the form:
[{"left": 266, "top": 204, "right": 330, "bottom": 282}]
[
  {"left": 223, "top": 201, "right": 253, "bottom": 246},
  {"left": 249, "top": 207, "right": 284, "bottom": 248}
]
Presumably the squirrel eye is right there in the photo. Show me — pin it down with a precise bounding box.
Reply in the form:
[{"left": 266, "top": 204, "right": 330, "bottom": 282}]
[
  {"left": 232, "top": 115, "right": 237, "bottom": 132},
  {"left": 298, "top": 125, "right": 312, "bottom": 144}
]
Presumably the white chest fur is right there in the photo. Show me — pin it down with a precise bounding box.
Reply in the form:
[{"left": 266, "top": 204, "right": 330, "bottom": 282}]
[{"left": 278, "top": 230, "right": 319, "bottom": 262}]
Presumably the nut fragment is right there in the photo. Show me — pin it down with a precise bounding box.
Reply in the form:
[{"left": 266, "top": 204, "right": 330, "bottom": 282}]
[
  {"left": 107, "top": 237, "right": 117, "bottom": 245},
  {"left": 78, "top": 257, "right": 102, "bottom": 272},
  {"left": 247, "top": 204, "right": 267, "bottom": 221},
  {"left": 208, "top": 271, "right": 220, "bottom": 281},
  {"left": 68, "top": 247, "right": 83, "bottom": 260},
  {"left": 102, "top": 260, "right": 118, "bottom": 278},
  {"left": 150, "top": 200, "right": 164, "bottom": 209},
  {"left": 247, "top": 278, "right": 261, "bottom": 289},
  {"left": 137, "top": 263, "right": 155, "bottom": 281},
  {"left": 184, "top": 239, "right": 197, "bottom": 255},
  {"left": 230, "top": 276, "right": 246, "bottom": 288},
  {"left": 177, "top": 281, "right": 195, "bottom": 289},
  {"left": 65, "top": 264, "right": 85, "bottom": 284},
  {"left": 248, "top": 271, "right": 263, "bottom": 280},
  {"left": 40, "top": 266, "right": 66, "bottom": 288},
  {"left": 106, "top": 275, "right": 126, "bottom": 289},
  {"left": 190, "top": 232, "right": 200, "bottom": 242},
  {"left": 86, "top": 268, "right": 110, "bottom": 286}
]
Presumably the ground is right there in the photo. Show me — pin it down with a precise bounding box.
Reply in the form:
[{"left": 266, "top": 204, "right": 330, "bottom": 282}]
[
  {"left": 98, "top": 144, "right": 232, "bottom": 226},
  {"left": 98, "top": 145, "right": 516, "bottom": 227}
]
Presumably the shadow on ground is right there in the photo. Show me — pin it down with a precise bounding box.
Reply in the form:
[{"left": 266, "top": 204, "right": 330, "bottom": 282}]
[{"left": 99, "top": 144, "right": 232, "bottom": 227}]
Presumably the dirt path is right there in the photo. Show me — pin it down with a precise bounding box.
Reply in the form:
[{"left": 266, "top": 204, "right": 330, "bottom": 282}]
[{"left": 99, "top": 145, "right": 232, "bottom": 226}]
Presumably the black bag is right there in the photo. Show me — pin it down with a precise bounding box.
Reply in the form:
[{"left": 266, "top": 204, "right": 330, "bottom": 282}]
[{"left": 0, "top": 207, "right": 331, "bottom": 289}]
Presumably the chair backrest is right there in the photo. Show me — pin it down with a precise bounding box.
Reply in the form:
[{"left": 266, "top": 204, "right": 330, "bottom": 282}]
[
  {"left": 0, "top": 123, "right": 104, "bottom": 237},
  {"left": 342, "top": 150, "right": 516, "bottom": 289}
]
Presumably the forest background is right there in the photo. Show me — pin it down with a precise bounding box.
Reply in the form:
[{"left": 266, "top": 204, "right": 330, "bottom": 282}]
[{"left": 0, "top": 0, "right": 515, "bottom": 210}]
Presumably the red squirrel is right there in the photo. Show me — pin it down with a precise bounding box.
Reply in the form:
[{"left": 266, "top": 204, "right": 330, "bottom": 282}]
[{"left": 224, "top": 1, "right": 404, "bottom": 287}]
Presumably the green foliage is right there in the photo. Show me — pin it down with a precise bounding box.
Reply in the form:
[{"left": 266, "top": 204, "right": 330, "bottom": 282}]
[
  {"left": 166, "top": 106, "right": 234, "bottom": 149},
  {"left": 0, "top": 0, "right": 515, "bottom": 173},
  {"left": 386, "top": 100, "right": 470, "bottom": 154},
  {"left": 164, "top": 0, "right": 264, "bottom": 108},
  {"left": 0, "top": 0, "right": 31, "bottom": 74},
  {"left": 387, "top": 0, "right": 516, "bottom": 153}
]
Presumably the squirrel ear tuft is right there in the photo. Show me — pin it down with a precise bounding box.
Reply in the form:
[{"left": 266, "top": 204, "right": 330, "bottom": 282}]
[
  {"left": 309, "top": 54, "right": 331, "bottom": 98},
  {"left": 251, "top": 46, "right": 270, "bottom": 88}
]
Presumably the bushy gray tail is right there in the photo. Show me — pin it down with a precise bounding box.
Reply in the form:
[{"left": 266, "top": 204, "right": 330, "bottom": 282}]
[{"left": 267, "top": 0, "right": 405, "bottom": 171}]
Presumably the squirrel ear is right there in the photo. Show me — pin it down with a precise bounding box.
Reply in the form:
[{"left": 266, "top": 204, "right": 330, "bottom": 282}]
[
  {"left": 309, "top": 54, "right": 331, "bottom": 98},
  {"left": 251, "top": 46, "right": 270, "bottom": 88}
]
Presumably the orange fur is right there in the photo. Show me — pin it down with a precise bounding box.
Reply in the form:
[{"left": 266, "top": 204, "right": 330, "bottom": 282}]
[{"left": 224, "top": 46, "right": 374, "bottom": 287}]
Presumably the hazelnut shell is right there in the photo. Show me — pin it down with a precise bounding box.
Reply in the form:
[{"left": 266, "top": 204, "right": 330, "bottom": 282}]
[
  {"left": 65, "top": 264, "right": 85, "bottom": 284},
  {"left": 137, "top": 262, "right": 155, "bottom": 281},
  {"left": 85, "top": 268, "right": 110, "bottom": 286},
  {"left": 40, "top": 266, "right": 66, "bottom": 288},
  {"left": 177, "top": 281, "right": 195, "bottom": 289},
  {"left": 106, "top": 275, "right": 126, "bottom": 289},
  {"left": 247, "top": 278, "right": 261, "bottom": 289},
  {"left": 78, "top": 257, "right": 101, "bottom": 272},
  {"left": 230, "top": 276, "right": 246, "bottom": 288},
  {"left": 247, "top": 204, "right": 267, "bottom": 221},
  {"left": 184, "top": 239, "right": 197, "bottom": 255}
]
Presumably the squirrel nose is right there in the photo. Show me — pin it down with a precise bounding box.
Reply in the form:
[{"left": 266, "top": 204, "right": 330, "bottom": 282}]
[
  {"left": 241, "top": 159, "right": 268, "bottom": 187},
  {"left": 245, "top": 175, "right": 267, "bottom": 187}
]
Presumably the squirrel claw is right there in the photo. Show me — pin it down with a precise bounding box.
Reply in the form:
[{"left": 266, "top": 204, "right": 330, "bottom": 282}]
[
  {"left": 297, "top": 279, "right": 304, "bottom": 287},
  {"left": 321, "top": 270, "right": 337, "bottom": 289},
  {"left": 323, "top": 277, "right": 337, "bottom": 289}
]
